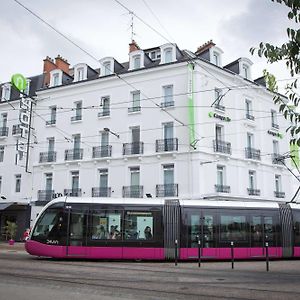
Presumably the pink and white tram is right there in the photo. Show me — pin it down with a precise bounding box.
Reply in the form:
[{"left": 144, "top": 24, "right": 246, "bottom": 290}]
[{"left": 25, "top": 197, "right": 300, "bottom": 260}]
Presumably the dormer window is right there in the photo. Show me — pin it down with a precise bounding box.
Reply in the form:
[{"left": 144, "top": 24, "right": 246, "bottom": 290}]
[
  {"left": 50, "top": 70, "right": 62, "bottom": 87},
  {"left": 238, "top": 58, "right": 253, "bottom": 80},
  {"left": 160, "top": 43, "right": 176, "bottom": 64},
  {"left": 1, "top": 84, "right": 11, "bottom": 101},
  {"left": 243, "top": 64, "right": 249, "bottom": 79},
  {"left": 24, "top": 79, "right": 31, "bottom": 96},
  {"left": 213, "top": 52, "right": 220, "bottom": 66},
  {"left": 99, "top": 57, "right": 115, "bottom": 76},
  {"left": 103, "top": 62, "right": 112, "bottom": 75},
  {"left": 209, "top": 46, "right": 223, "bottom": 67},
  {"left": 133, "top": 55, "right": 141, "bottom": 69},
  {"left": 73, "top": 63, "right": 88, "bottom": 82}
]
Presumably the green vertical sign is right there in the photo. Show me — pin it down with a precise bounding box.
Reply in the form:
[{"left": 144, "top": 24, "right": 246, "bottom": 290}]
[
  {"left": 187, "top": 63, "right": 196, "bottom": 146},
  {"left": 290, "top": 143, "right": 300, "bottom": 168}
]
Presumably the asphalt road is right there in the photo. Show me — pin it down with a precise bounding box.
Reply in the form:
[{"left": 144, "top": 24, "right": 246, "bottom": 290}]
[{"left": 1, "top": 244, "right": 300, "bottom": 299}]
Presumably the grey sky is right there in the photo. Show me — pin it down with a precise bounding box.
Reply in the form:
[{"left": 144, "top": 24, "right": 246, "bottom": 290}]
[{"left": 0, "top": 0, "right": 294, "bottom": 89}]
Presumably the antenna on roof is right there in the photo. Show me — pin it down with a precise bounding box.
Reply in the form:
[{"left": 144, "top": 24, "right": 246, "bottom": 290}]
[{"left": 130, "top": 11, "right": 136, "bottom": 42}]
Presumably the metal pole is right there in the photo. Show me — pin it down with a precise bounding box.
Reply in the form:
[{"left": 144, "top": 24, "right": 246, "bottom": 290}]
[
  {"left": 197, "top": 235, "right": 201, "bottom": 268},
  {"left": 231, "top": 241, "right": 234, "bottom": 269},
  {"left": 265, "top": 242, "right": 269, "bottom": 272},
  {"left": 175, "top": 239, "right": 178, "bottom": 266}
]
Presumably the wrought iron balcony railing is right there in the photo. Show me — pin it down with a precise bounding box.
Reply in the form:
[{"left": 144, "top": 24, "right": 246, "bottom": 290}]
[
  {"left": 213, "top": 140, "right": 231, "bottom": 155},
  {"left": 214, "top": 103, "right": 225, "bottom": 111},
  {"left": 272, "top": 153, "right": 283, "bottom": 165},
  {"left": 246, "top": 113, "right": 255, "bottom": 121},
  {"left": 39, "top": 151, "right": 57, "bottom": 163},
  {"left": 156, "top": 184, "right": 178, "bottom": 197},
  {"left": 122, "top": 185, "right": 144, "bottom": 198},
  {"left": 64, "top": 148, "right": 83, "bottom": 160},
  {"left": 247, "top": 188, "right": 261, "bottom": 196},
  {"left": 160, "top": 101, "right": 175, "bottom": 108},
  {"left": 272, "top": 123, "right": 279, "bottom": 129},
  {"left": 46, "top": 119, "right": 56, "bottom": 125},
  {"left": 98, "top": 110, "right": 110, "bottom": 117},
  {"left": 92, "top": 145, "right": 112, "bottom": 158},
  {"left": 37, "top": 190, "right": 55, "bottom": 202},
  {"left": 245, "top": 147, "right": 261, "bottom": 160},
  {"left": 64, "top": 188, "right": 82, "bottom": 197},
  {"left": 274, "top": 191, "right": 285, "bottom": 198},
  {"left": 215, "top": 184, "right": 231, "bottom": 193},
  {"left": 71, "top": 115, "right": 82, "bottom": 122},
  {"left": 156, "top": 138, "right": 178, "bottom": 152},
  {"left": 92, "top": 187, "right": 111, "bottom": 197},
  {"left": 0, "top": 127, "right": 8, "bottom": 137},
  {"left": 128, "top": 106, "right": 141, "bottom": 113},
  {"left": 123, "top": 142, "right": 144, "bottom": 155}
]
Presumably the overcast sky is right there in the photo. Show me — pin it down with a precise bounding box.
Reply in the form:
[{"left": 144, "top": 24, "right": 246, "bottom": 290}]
[{"left": 0, "top": 0, "right": 294, "bottom": 90}]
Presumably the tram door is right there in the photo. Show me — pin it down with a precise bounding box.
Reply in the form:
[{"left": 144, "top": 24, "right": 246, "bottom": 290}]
[
  {"left": 65, "top": 205, "right": 88, "bottom": 257},
  {"left": 190, "top": 211, "right": 217, "bottom": 258},
  {"left": 250, "top": 215, "right": 277, "bottom": 257}
]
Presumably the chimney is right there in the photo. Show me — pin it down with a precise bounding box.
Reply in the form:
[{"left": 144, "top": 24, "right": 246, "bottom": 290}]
[
  {"left": 43, "top": 56, "right": 57, "bottom": 87},
  {"left": 55, "top": 55, "right": 70, "bottom": 74},
  {"left": 195, "top": 40, "right": 216, "bottom": 55},
  {"left": 129, "top": 40, "right": 140, "bottom": 53}
]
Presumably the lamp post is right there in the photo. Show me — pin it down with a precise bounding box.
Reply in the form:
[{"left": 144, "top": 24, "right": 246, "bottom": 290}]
[{"left": 103, "top": 127, "right": 120, "bottom": 139}]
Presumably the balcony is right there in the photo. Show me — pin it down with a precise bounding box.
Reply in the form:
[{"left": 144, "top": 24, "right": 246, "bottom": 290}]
[
  {"left": 272, "top": 153, "right": 283, "bottom": 165},
  {"left": 128, "top": 106, "right": 141, "bottom": 113},
  {"left": 37, "top": 190, "right": 55, "bottom": 202},
  {"left": 213, "top": 140, "right": 231, "bottom": 155},
  {"left": 71, "top": 115, "right": 82, "bottom": 122},
  {"left": 247, "top": 188, "right": 261, "bottom": 196},
  {"left": 272, "top": 123, "right": 279, "bottom": 129},
  {"left": 0, "top": 127, "right": 8, "bottom": 137},
  {"left": 98, "top": 110, "right": 110, "bottom": 117},
  {"left": 92, "top": 145, "right": 112, "bottom": 158},
  {"left": 156, "top": 184, "right": 178, "bottom": 197},
  {"left": 12, "top": 124, "right": 22, "bottom": 135},
  {"left": 64, "top": 188, "right": 82, "bottom": 197},
  {"left": 215, "top": 184, "right": 231, "bottom": 193},
  {"left": 122, "top": 185, "right": 144, "bottom": 198},
  {"left": 274, "top": 191, "right": 285, "bottom": 198},
  {"left": 39, "top": 151, "right": 57, "bottom": 163},
  {"left": 46, "top": 119, "right": 56, "bottom": 126},
  {"left": 156, "top": 138, "right": 178, "bottom": 152},
  {"left": 246, "top": 113, "right": 255, "bottom": 121},
  {"left": 65, "top": 148, "right": 83, "bottom": 161},
  {"left": 214, "top": 103, "right": 225, "bottom": 111},
  {"left": 123, "top": 142, "right": 144, "bottom": 155},
  {"left": 92, "top": 187, "right": 111, "bottom": 197},
  {"left": 160, "top": 101, "right": 175, "bottom": 108},
  {"left": 245, "top": 147, "right": 261, "bottom": 160}
]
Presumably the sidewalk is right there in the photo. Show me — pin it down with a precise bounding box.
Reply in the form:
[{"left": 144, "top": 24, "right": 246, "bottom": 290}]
[{"left": 0, "top": 241, "right": 26, "bottom": 251}]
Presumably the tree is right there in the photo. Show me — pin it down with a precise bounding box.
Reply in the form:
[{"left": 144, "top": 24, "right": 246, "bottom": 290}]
[{"left": 250, "top": 0, "right": 300, "bottom": 145}]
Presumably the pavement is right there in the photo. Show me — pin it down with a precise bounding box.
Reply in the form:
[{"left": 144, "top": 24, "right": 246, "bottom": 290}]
[{"left": 0, "top": 241, "right": 26, "bottom": 252}]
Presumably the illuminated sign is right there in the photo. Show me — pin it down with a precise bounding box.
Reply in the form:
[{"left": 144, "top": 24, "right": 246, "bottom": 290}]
[
  {"left": 208, "top": 112, "right": 231, "bottom": 122},
  {"left": 11, "top": 73, "right": 27, "bottom": 92}
]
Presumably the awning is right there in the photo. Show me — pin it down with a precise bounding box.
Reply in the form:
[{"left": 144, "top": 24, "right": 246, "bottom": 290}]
[{"left": 0, "top": 203, "right": 13, "bottom": 211}]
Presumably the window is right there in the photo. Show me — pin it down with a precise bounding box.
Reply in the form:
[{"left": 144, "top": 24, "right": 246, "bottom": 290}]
[
  {"left": 125, "top": 211, "right": 154, "bottom": 240},
  {"left": 2, "top": 84, "right": 11, "bottom": 101},
  {"left": 103, "top": 62, "right": 112, "bottom": 75},
  {"left": 0, "top": 176, "right": 2, "bottom": 193},
  {"left": 72, "top": 101, "right": 82, "bottom": 121},
  {"left": 99, "top": 96, "right": 110, "bottom": 117},
  {"left": 162, "top": 85, "right": 174, "bottom": 107},
  {"left": 73, "top": 134, "right": 81, "bottom": 150},
  {"left": 50, "top": 106, "right": 56, "bottom": 125},
  {"left": 242, "top": 64, "right": 249, "bottom": 79},
  {"left": 129, "top": 91, "right": 141, "bottom": 112},
  {"left": 71, "top": 171, "right": 79, "bottom": 191},
  {"left": 215, "top": 125, "right": 224, "bottom": 142},
  {"left": 24, "top": 80, "right": 31, "bottom": 96},
  {"left": 212, "top": 52, "right": 220, "bottom": 66},
  {"left": 53, "top": 73, "right": 60, "bottom": 87},
  {"left": 150, "top": 51, "right": 156, "bottom": 60},
  {"left": 1, "top": 113, "right": 7, "bottom": 127},
  {"left": 133, "top": 55, "right": 141, "bottom": 69},
  {"left": 245, "top": 99, "right": 254, "bottom": 120},
  {"left": 90, "top": 210, "right": 121, "bottom": 240},
  {"left": 99, "top": 169, "right": 108, "bottom": 189},
  {"left": 45, "top": 173, "right": 53, "bottom": 191},
  {"left": 249, "top": 170, "right": 256, "bottom": 190},
  {"left": 217, "top": 165, "right": 225, "bottom": 186},
  {"left": 275, "top": 175, "right": 282, "bottom": 192},
  {"left": 164, "top": 48, "right": 173, "bottom": 63},
  {"left": 15, "top": 174, "right": 21, "bottom": 193},
  {"left": 273, "top": 140, "right": 279, "bottom": 155},
  {"left": 271, "top": 110, "right": 278, "bottom": 128},
  {"left": 164, "top": 164, "right": 174, "bottom": 196},
  {"left": 220, "top": 215, "right": 247, "bottom": 241},
  {"left": 0, "top": 146, "right": 4, "bottom": 162},
  {"left": 247, "top": 133, "right": 254, "bottom": 148}
]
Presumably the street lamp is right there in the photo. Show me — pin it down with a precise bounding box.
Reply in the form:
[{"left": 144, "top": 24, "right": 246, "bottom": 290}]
[{"left": 103, "top": 128, "right": 120, "bottom": 139}]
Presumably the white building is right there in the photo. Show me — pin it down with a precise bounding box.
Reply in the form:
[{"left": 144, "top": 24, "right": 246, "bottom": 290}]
[{"left": 0, "top": 41, "right": 297, "bottom": 230}]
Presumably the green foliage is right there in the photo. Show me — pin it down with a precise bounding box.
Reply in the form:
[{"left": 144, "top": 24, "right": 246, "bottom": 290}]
[
  {"left": 250, "top": 0, "right": 300, "bottom": 144},
  {"left": 5, "top": 221, "right": 17, "bottom": 240}
]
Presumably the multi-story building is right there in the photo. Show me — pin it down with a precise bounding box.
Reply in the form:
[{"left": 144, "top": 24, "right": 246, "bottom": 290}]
[{"left": 0, "top": 40, "right": 297, "bottom": 237}]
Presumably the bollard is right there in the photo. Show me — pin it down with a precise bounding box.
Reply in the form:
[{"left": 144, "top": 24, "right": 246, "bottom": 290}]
[
  {"left": 230, "top": 241, "right": 234, "bottom": 269},
  {"left": 175, "top": 239, "right": 178, "bottom": 266},
  {"left": 197, "top": 235, "right": 201, "bottom": 268},
  {"left": 265, "top": 242, "right": 269, "bottom": 272}
]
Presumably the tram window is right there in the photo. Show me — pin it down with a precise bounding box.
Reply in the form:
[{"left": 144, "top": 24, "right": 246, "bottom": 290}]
[
  {"left": 220, "top": 215, "right": 247, "bottom": 242},
  {"left": 32, "top": 208, "right": 66, "bottom": 244},
  {"left": 264, "top": 216, "right": 274, "bottom": 243},
  {"left": 90, "top": 211, "right": 121, "bottom": 240},
  {"left": 124, "top": 211, "right": 153, "bottom": 240},
  {"left": 190, "top": 215, "right": 200, "bottom": 248},
  {"left": 294, "top": 212, "right": 300, "bottom": 246}
]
